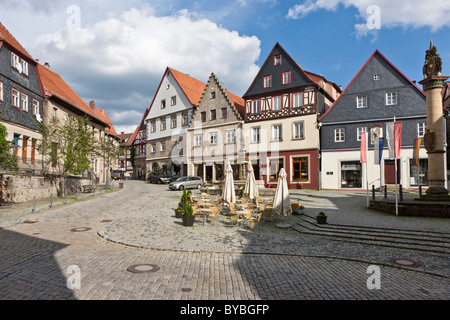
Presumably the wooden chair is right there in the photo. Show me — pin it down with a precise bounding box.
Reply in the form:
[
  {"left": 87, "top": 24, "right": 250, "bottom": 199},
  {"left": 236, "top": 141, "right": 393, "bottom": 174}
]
[
  {"left": 208, "top": 206, "right": 220, "bottom": 226},
  {"left": 261, "top": 207, "right": 273, "bottom": 223}
]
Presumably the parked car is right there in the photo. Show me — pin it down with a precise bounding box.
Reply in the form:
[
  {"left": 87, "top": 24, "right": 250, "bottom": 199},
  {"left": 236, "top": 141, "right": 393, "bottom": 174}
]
[
  {"left": 111, "top": 170, "right": 124, "bottom": 180},
  {"left": 148, "top": 172, "right": 172, "bottom": 184},
  {"left": 169, "top": 176, "right": 204, "bottom": 190}
]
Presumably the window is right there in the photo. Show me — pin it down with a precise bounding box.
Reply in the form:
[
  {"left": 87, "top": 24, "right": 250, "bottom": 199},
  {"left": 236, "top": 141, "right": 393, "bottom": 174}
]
[
  {"left": 21, "top": 60, "right": 29, "bottom": 76},
  {"left": 0, "top": 81, "right": 3, "bottom": 102},
  {"left": 209, "top": 132, "right": 217, "bottom": 145},
  {"left": 274, "top": 54, "right": 282, "bottom": 66},
  {"left": 161, "top": 142, "right": 166, "bottom": 152},
  {"left": 53, "top": 107, "right": 57, "bottom": 118},
  {"left": 182, "top": 113, "right": 188, "bottom": 126},
  {"left": 252, "top": 99, "right": 260, "bottom": 114},
  {"left": 357, "top": 127, "right": 368, "bottom": 141},
  {"left": 221, "top": 107, "right": 227, "bottom": 119},
  {"left": 264, "top": 75, "right": 272, "bottom": 88},
  {"left": 151, "top": 143, "right": 156, "bottom": 153},
  {"left": 418, "top": 122, "right": 427, "bottom": 138},
  {"left": 22, "top": 136, "right": 28, "bottom": 163},
  {"left": 292, "top": 157, "right": 309, "bottom": 182},
  {"left": 21, "top": 95, "right": 28, "bottom": 113},
  {"left": 226, "top": 130, "right": 235, "bottom": 144},
  {"left": 194, "top": 134, "right": 202, "bottom": 146},
  {"left": 210, "top": 91, "right": 216, "bottom": 99},
  {"left": 12, "top": 88, "right": 20, "bottom": 107},
  {"left": 293, "top": 122, "right": 304, "bottom": 139},
  {"left": 251, "top": 127, "right": 260, "bottom": 143},
  {"left": 161, "top": 118, "right": 166, "bottom": 131},
  {"left": 210, "top": 109, "right": 216, "bottom": 121},
  {"left": 335, "top": 128, "right": 345, "bottom": 142},
  {"left": 282, "top": 71, "right": 291, "bottom": 85},
  {"left": 200, "top": 111, "right": 205, "bottom": 122},
  {"left": 269, "top": 158, "right": 284, "bottom": 182},
  {"left": 171, "top": 96, "right": 176, "bottom": 106},
  {"left": 386, "top": 91, "right": 398, "bottom": 105},
  {"left": 171, "top": 115, "right": 177, "bottom": 128},
  {"left": 33, "top": 99, "right": 39, "bottom": 116},
  {"left": 272, "top": 96, "right": 282, "bottom": 111},
  {"left": 374, "top": 74, "right": 380, "bottom": 80},
  {"left": 151, "top": 120, "right": 156, "bottom": 133},
  {"left": 357, "top": 95, "right": 368, "bottom": 108},
  {"left": 161, "top": 99, "right": 166, "bottom": 109},
  {"left": 409, "top": 159, "right": 428, "bottom": 186},
  {"left": 292, "top": 92, "right": 303, "bottom": 108},
  {"left": 11, "top": 52, "right": 20, "bottom": 69},
  {"left": 272, "top": 124, "right": 282, "bottom": 141}
]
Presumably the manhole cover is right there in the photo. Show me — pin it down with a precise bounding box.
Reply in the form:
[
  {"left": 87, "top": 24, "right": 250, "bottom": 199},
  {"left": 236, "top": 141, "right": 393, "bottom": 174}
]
[
  {"left": 390, "top": 259, "right": 420, "bottom": 267},
  {"left": 127, "top": 264, "right": 160, "bottom": 274},
  {"left": 70, "top": 227, "right": 92, "bottom": 232},
  {"left": 181, "top": 288, "right": 192, "bottom": 292}
]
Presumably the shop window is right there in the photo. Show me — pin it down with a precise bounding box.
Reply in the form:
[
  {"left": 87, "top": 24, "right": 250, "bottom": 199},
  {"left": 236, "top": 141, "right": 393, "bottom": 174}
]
[{"left": 341, "top": 161, "right": 362, "bottom": 188}]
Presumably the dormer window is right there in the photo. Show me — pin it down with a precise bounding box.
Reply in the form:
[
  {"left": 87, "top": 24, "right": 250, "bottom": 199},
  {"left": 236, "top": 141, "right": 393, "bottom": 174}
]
[
  {"left": 11, "top": 53, "right": 28, "bottom": 75},
  {"left": 274, "top": 54, "right": 282, "bottom": 66},
  {"left": 210, "top": 91, "right": 216, "bottom": 99}
]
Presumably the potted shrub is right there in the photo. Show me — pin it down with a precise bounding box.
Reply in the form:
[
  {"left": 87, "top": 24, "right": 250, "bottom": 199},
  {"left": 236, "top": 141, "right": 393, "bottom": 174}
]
[
  {"left": 174, "top": 206, "right": 184, "bottom": 218},
  {"left": 186, "top": 190, "right": 192, "bottom": 203},
  {"left": 182, "top": 203, "right": 195, "bottom": 227},
  {"left": 179, "top": 189, "right": 188, "bottom": 209},
  {"left": 291, "top": 203, "right": 304, "bottom": 215},
  {"left": 316, "top": 212, "right": 327, "bottom": 224}
]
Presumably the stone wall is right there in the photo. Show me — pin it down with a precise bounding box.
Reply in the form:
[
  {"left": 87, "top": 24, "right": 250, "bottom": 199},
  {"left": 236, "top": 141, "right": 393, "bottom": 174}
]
[{"left": 0, "top": 173, "right": 91, "bottom": 204}]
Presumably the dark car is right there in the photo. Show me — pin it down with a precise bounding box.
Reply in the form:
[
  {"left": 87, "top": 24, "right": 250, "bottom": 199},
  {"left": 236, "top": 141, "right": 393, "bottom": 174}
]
[
  {"left": 111, "top": 170, "right": 124, "bottom": 180},
  {"left": 148, "top": 172, "right": 172, "bottom": 184}
]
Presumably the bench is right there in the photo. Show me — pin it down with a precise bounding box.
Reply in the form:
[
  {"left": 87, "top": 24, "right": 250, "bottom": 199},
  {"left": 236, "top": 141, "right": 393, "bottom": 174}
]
[{"left": 82, "top": 185, "right": 94, "bottom": 193}]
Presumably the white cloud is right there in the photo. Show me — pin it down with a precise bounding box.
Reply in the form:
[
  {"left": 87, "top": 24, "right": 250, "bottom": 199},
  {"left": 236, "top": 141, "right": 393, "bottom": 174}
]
[
  {"left": 31, "top": 6, "right": 261, "bottom": 130},
  {"left": 287, "top": 0, "right": 450, "bottom": 36}
]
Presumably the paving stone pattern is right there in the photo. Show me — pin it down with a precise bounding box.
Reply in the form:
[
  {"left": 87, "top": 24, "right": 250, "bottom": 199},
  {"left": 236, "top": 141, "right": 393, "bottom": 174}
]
[{"left": 0, "top": 180, "right": 448, "bottom": 300}]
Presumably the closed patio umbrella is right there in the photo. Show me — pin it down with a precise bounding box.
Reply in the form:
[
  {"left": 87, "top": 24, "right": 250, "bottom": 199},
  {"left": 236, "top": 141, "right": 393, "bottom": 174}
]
[
  {"left": 222, "top": 160, "right": 236, "bottom": 204},
  {"left": 244, "top": 165, "right": 259, "bottom": 201},
  {"left": 272, "top": 168, "right": 291, "bottom": 228}
]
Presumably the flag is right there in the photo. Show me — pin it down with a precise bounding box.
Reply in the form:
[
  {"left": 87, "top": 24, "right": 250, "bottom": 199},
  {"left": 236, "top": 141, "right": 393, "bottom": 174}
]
[
  {"left": 360, "top": 131, "right": 367, "bottom": 163},
  {"left": 413, "top": 138, "right": 422, "bottom": 166},
  {"left": 386, "top": 121, "right": 402, "bottom": 159},
  {"left": 374, "top": 137, "right": 385, "bottom": 164}
]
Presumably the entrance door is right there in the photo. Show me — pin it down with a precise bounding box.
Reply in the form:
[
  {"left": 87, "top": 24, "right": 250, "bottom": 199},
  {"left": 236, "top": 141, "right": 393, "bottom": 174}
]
[
  {"left": 384, "top": 159, "right": 400, "bottom": 184},
  {"left": 205, "top": 165, "right": 213, "bottom": 182}
]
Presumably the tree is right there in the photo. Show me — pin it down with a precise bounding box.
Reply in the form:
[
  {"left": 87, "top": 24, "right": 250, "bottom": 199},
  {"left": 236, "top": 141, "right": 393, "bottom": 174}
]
[
  {"left": 0, "top": 123, "right": 18, "bottom": 171},
  {"left": 97, "top": 134, "right": 120, "bottom": 188},
  {"left": 38, "top": 115, "right": 97, "bottom": 195}
]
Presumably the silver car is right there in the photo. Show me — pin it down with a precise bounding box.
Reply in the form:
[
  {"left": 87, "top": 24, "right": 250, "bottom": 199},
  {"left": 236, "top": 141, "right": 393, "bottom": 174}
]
[{"left": 169, "top": 176, "right": 204, "bottom": 190}]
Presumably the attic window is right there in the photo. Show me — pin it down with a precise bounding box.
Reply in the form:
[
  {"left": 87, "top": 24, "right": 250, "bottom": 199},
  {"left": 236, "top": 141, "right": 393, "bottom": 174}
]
[
  {"left": 210, "top": 91, "right": 216, "bottom": 99},
  {"left": 374, "top": 74, "right": 380, "bottom": 80},
  {"left": 274, "top": 54, "right": 282, "bottom": 66}
]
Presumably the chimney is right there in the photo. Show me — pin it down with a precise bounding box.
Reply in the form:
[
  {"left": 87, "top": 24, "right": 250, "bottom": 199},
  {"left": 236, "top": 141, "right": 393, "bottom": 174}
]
[
  {"left": 89, "top": 100, "right": 95, "bottom": 110},
  {"left": 44, "top": 62, "right": 50, "bottom": 69},
  {"left": 121, "top": 132, "right": 125, "bottom": 135}
]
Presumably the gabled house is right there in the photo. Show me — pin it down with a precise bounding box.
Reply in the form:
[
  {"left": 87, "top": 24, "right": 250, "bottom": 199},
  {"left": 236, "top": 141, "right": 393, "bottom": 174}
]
[
  {"left": 37, "top": 63, "right": 111, "bottom": 184},
  {"left": 0, "top": 22, "right": 44, "bottom": 173},
  {"left": 242, "top": 42, "right": 341, "bottom": 189},
  {"left": 117, "top": 131, "right": 133, "bottom": 178},
  {"left": 129, "top": 107, "right": 149, "bottom": 179},
  {"left": 187, "top": 72, "right": 246, "bottom": 182},
  {"left": 319, "top": 50, "right": 428, "bottom": 190},
  {"left": 145, "top": 67, "right": 206, "bottom": 178}
]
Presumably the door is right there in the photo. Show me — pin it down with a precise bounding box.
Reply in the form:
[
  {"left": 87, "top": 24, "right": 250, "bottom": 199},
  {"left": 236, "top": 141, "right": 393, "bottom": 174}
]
[{"left": 384, "top": 159, "right": 400, "bottom": 184}]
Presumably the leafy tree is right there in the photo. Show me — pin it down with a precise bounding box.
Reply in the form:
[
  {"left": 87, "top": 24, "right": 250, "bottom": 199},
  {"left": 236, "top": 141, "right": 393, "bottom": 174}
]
[
  {"left": 0, "top": 123, "right": 18, "bottom": 171},
  {"left": 96, "top": 134, "right": 120, "bottom": 188}
]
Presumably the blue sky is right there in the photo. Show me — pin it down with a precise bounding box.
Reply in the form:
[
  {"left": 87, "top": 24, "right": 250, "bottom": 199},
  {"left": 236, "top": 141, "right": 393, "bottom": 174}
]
[{"left": 1, "top": 0, "right": 449, "bottom": 133}]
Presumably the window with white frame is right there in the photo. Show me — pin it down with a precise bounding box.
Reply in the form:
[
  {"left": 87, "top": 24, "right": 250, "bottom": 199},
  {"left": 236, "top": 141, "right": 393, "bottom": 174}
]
[
  {"left": 171, "top": 115, "right": 177, "bottom": 128},
  {"left": 209, "top": 132, "right": 218, "bottom": 145},
  {"left": 293, "top": 122, "right": 304, "bottom": 139},
  {"left": 21, "top": 93, "right": 28, "bottom": 111},
  {"left": 264, "top": 75, "right": 272, "bottom": 88},
  {"left": 33, "top": 99, "right": 39, "bottom": 116},
  {"left": 251, "top": 127, "right": 260, "bottom": 143},
  {"left": 386, "top": 91, "right": 398, "bottom": 105},
  {"left": 418, "top": 122, "right": 427, "bottom": 138},
  {"left": 171, "top": 96, "right": 176, "bottom": 106},
  {"left": 21, "top": 60, "right": 29, "bottom": 76},
  {"left": 357, "top": 126, "right": 368, "bottom": 141},
  {"left": 272, "top": 124, "right": 282, "bottom": 141},
  {"left": 12, "top": 88, "right": 19, "bottom": 107},
  {"left": 252, "top": 99, "right": 260, "bottom": 114},
  {"left": 274, "top": 54, "right": 282, "bottom": 66},
  {"left": 151, "top": 120, "right": 156, "bottom": 133},
  {"left": 161, "top": 141, "right": 166, "bottom": 152},
  {"left": 226, "top": 130, "right": 235, "bottom": 144},
  {"left": 161, "top": 117, "right": 166, "bottom": 131},
  {"left": 282, "top": 71, "right": 291, "bottom": 85},
  {"left": 194, "top": 134, "right": 202, "bottom": 146},
  {"left": 335, "top": 128, "right": 345, "bottom": 142},
  {"left": 151, "top": 143, "right": 156, "bottom": 153},
  {"left": 272, "top": 96, "right": 282, "bottom": 111},
  {"left": 356, "top": 95, "right": 368, "bottom": 108},
  {"left": 0, "top": 81, "right": 3, "bottom": 101},
  {"left": 292, "top": 92, "right": 303, "bottom": 108},
  {"left": 11, "top": 52, "right": 20, "bottom": 69},
  {"left": 182, "top": 113, "right": 188, "bottom": 126}
]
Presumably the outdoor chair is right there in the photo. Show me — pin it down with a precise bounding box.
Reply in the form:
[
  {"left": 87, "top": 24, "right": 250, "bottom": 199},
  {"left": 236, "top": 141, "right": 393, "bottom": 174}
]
[
  {"left": 208, "top": 206, "right": 220, "bottom": 226},
  {"left": 261, "top": 207, "right": 273, "bottom": 223},
  {"left": 245, "top": 213, "right": 262, "bottom": 230}
]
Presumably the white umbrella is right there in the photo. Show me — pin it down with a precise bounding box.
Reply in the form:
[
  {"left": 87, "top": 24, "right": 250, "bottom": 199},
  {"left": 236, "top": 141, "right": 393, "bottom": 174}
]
[
  {"left": 245, "top": 165, "right": 259, "bottom": 200},
  {"left": 272, "top": 168, "right": 291, "bottom": 228},
  {"left": 222, "top": 160, "right": 236, "bottom": 204}
]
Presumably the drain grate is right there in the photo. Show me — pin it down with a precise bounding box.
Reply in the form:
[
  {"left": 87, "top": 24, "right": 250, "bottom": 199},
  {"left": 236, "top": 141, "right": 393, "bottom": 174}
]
[
  {"left": 181, "top": 288, "right": 192, "bottom": 292},
  {"left": 70, "top": 227, "right": 92, "bottom": 232},
  {"left": 390, "top": 258, "right": 420, "bottom": 267},
  {"left": 127, "top": 264, "right": 160, "bottom": 274}
]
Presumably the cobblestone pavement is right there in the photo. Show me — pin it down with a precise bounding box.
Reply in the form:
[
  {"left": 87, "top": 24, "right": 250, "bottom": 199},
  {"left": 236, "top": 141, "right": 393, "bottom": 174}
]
[{"left": 0, "top": 180, "right": 448, "bottom": 302}]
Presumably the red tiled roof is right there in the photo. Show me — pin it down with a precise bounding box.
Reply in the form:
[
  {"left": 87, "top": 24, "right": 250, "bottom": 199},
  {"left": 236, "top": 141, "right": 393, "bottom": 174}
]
[
  {"left": 168, "top": 67, "right": 206, "bottom": 106},
  {"left": 225, "top": 89, "right": 245, "bottom": 117},
  {"left": 95, "top": 108, "right": 118, "bottom": 137},
  {"left": 129, "top": 107, "right": 150, "bottom": 146},
  {"left": 37, "top": 64, "right": 107, "bottom": 126},
  {"left": 0, "top": 22, "right": 34, "bottom": 62}
]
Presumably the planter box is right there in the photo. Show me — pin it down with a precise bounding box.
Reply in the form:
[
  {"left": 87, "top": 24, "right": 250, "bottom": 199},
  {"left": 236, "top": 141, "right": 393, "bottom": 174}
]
[
  {"left": 292, "top": 209, "right": 304, "bottom": 215},
  {"left": 316, "top": 216, "right": 327, "bottom": 224},
  {"left": 174, "top": 209, "right": 183, "bottom": 218},
  {"left": 182, "top": 215, "right": 195, "bottom": 227}
]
